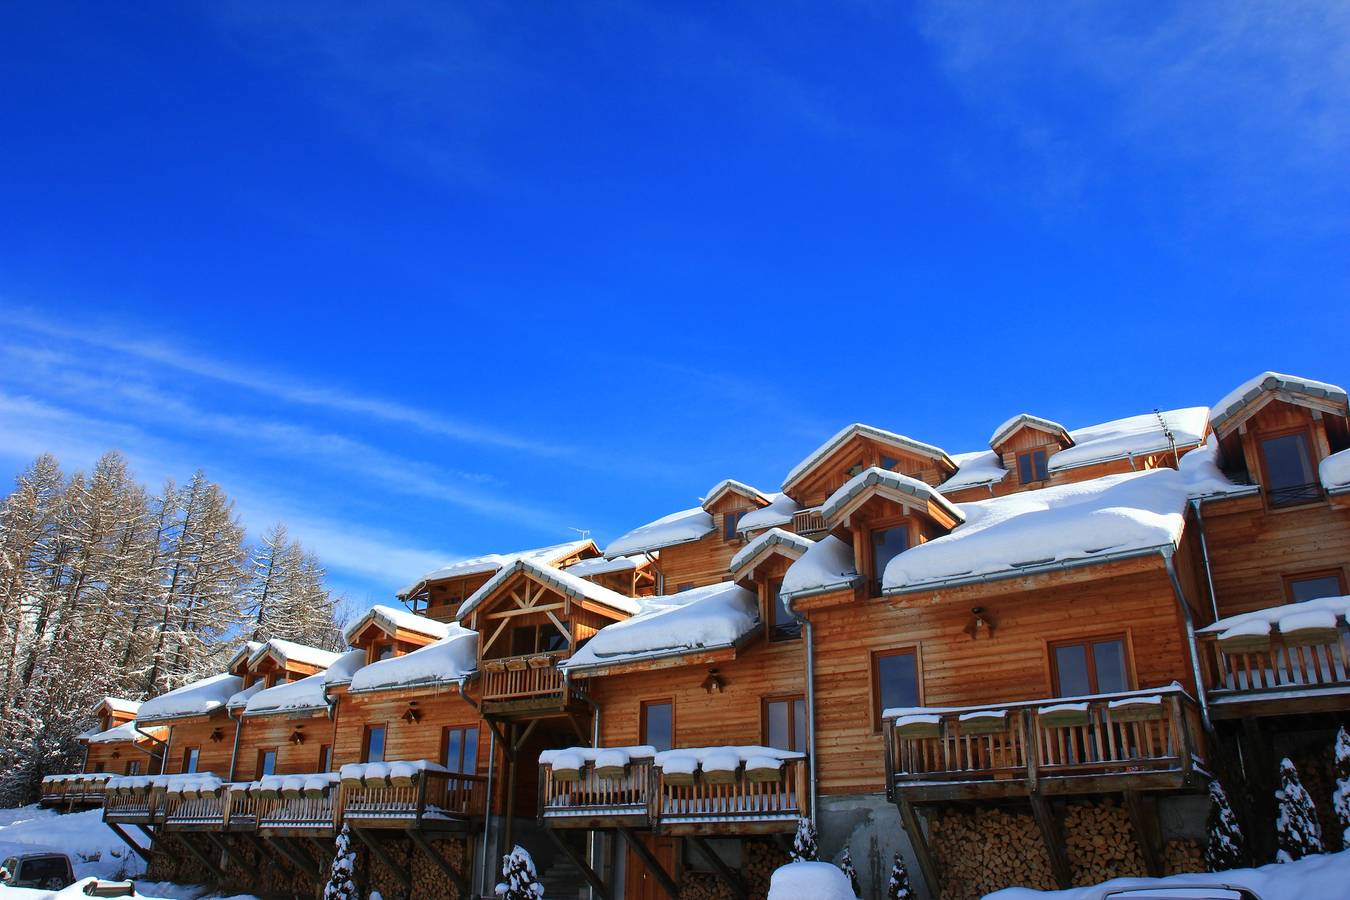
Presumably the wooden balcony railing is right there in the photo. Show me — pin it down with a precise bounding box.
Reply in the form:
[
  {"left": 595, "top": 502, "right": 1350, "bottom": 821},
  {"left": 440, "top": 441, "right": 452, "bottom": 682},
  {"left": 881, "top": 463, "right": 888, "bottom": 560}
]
[
  {"left": 1200, "top": 623, "right": 1350, "bottom": 696},
  {"left": 258, "top": 794, "right": 338, "bottom": 832},
  {"left": 341, "top": 769, "right": 487, "bottom": 828},
  {"left": 163, "top": 792, "right": 230, "bottom": 828},
  {"left": 655, "top": 757, "right": 808, "bottom": 832},
  {"left": 885, "top": 688, "right": 1205, "bottom": 799},
  {"left": 791, "top": 508, "right": 827, "bottom": 534},
  {"left": 104, "top": 785, "right": 166, "bottom": 823},
  {"left": 481, "top": 652, "right": 567, "bottom": 702},
  {"left": 540, "top": 758, "right": 655, "bottom": 826},
  {"left": 40, "top": 774, "right": 110, "bottom": 808}
]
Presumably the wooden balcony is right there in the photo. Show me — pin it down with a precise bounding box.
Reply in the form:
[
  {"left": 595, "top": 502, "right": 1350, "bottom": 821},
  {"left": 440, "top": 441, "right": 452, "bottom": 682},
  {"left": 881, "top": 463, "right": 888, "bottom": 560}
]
[
  {"left": 480, "top": 651, "right": 570, "bottom": 715},
  {"left": 791, "top": 507, "right": 827, "bottom": 535},
  {"left": 884, "top": 688, "right": 1207, "bottom": 803},
  {"left": 1199, "top": 618, "right": 1350, "bottom": 718},
  {"left": 340, "top": 767, "right": 487, "bottom": 831},
  {"left": 258, "top": 793, "right": 338, "bottom": 836},
  {"left": 40, "top": 774, "right": 110, "bottom": 809},
  {"left": 539, "top": 750, "right": 808, "bottom": 835},
  {"left": 104, "top": 783, "right": 166, "bottom": 825}
]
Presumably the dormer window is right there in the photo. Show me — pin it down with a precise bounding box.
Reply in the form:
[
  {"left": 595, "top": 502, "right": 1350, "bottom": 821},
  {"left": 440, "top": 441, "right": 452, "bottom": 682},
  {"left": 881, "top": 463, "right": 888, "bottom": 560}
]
[
  {"left": 723, "top": 510, "right": 746, "bottom": 541},
  {"left": 1017, "top": 449, "right": 1049, "bottom": 484},
  {"left": 767, "top": 577, "right": 800, "bottom": 642},
  {"left": 374, "top": 643, "right": 395, "bottom": 662},
  {"left": 870, "top": 525, "right": 909, "bottom": 595},
  {"left": 1259, "top": 429, "right": 1321, "bottom": 508}
]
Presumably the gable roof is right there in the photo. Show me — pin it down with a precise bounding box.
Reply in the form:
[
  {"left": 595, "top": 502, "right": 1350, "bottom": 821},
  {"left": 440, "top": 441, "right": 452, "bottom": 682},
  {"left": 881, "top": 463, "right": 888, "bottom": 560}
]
[
  {"left": 90, "top": 697, "right": 141, "bottom": 718},
  {"left": 1048, "top": 407, "right": 1209, "bottom": 473},
  {"left": 243, "top": 671, "right": 330, "bottom": 716},
  {"left": 729, "top": 527, "right": 813, "bottom": 581},
  {"left": 458, "top": 556, "right": 642, "bottom": 622},
  {"left": 604, "top": 506, "right": 715, "bottom": 557},
  {"left": 782, "top": 423, "right": 955, "bottom": 493},
  {"left": 247, "top": 638, "right": 341, "bottom": 672},
  {"left": 737, "top": 493, "right": 800, "bottom": 532},
  {"left": 701, "top": 479, "right": 771, "bottom": 511},
  {"left": 820, "top": 467, "right": 965, "bottom": 529},
  {"left": 940, "top": 450, "right": 1010, "bottom": 494},
  {"left": 397, "top": 539, "right": 596, "bottom": 599},
  {"left": 565, "top": 554, "right": 650, "bottom": 578},
  {"left": 137, "top": 673, "right": 243, "bottom": 723},
  {"left": 83, "top": 720, "right": 166, "bottom": 745},
  {"left": 1211, "top": 372, "right": 1348, "bottom": 435},
  {"left": 227, "top": 641, "right": 265, "bottom": 673},
  {"left": 343, "top": 604, "right": 452, "bottom": 646},
  {"left": 989, "top": 414, "right": 1072, "bottom": 450},
  {"left": 348, "top": 626, "right": 479, "bottom": 693}
]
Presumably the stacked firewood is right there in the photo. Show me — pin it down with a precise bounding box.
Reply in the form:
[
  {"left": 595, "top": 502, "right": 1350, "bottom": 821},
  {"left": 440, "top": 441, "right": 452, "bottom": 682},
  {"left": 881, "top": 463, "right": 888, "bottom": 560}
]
[
  {"left": 929, "top": 806, "right": 1057, "bottom": 899},
  {"left": 676, "top": 839, "right": 782, "bottom": 900},
  {"left": 1062, "top": 800, "right": 1147, "bottom": 885},
  {"left": 678, "top": 872, "right": 733, "bottom": 900},
  {"left": 1163, "top": 838, "right": 1205, "bottom": 875}
]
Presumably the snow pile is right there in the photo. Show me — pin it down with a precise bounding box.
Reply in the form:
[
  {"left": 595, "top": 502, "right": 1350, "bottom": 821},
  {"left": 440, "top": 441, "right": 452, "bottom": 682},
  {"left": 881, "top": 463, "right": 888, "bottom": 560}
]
[
  {"left": 162, "top": 774, "right": 223, "bottom": 797},
  {"left": 342, "top": 604, "right": 450, "bottom": 644},
  {"left": 258, "top": 772, "right": 339, "bottom": 795},
  {"left": 989, "top": 414, "right": 1070, "bottom": 449},
  {"left": 986, "top": 849, "right": 1350, "bottom": 900},
  {"left": 563, "top": 582, "right": 758, "bottom": 670},
  {"left": 1048, "top": 406, "right": 1208, "bottom": 472},
  {"left": 767, "top": 861, "right": 856, "bottom": 900},
  {"left": 564, "top": 555, "right": 645, "bottom": 578},
  {"left": 94, "top": 697, "right": 140, "bottom": 716},
  {"left": 730, "top": 528, "right": 812, "bottom": 575},
  {"left": 1321, "top": 448, "right": 1350, "bottom": 492},
  {"left": 227, "top": 641, "right": 265, "bottom": 672},
  {"left": 339, "top": 760, "right": 447, "bottom": 783},
  {"left": 136, "top": 673, "right": 243, "bottom": 722},
  {"left": 940, "top": 450, "right": 1009, "bottom": 493},
  {"left": 538, "top": 746, "right": 657, "bottom": 766},
  {"left": 106, "top": 773, "right": 221, "bottom": 793},
  {"left": 782, "top": 423, "right": 952, "bottom": 492},
  {"left": 323, "top": 649, "right": 368, "bottom": 688},
  {"left": 821, "top": 467, "right": 964, "bottom": 526},
  {"left": 244, "top": 671, "right": 329, "bottom": 715},
  {"left": 1212, "top": 372, "right": 1347, "bottom": 432},
  {"left": 348, "top": 625, "right": 478, "bottom": 692},
  {"left": 702, "top": 479, "right": 771, "bottom": 509},
  {"left": 83, "top": 721, "right": 164, "bottom": 744},
  {"left": 739, "top": 493, "right": 801, "bottom": 532},
  {"left": 780, "top": 535, "right": 858, "bottom": 601},
  {"left": 459, "top": 556, "right": 641, "bottom": 620},
  {"left": 1200, "top": 596, "right": 1350, "bottom": 636},
  {"left": 0, "top": 807, "right": 148, "bottom": 882},
  {"left": 654, "top": 746, "right": 803, "bottom": 775},
  {"left": 604, "top": 506, "right": 714, "bottom": 557},
  {"left": 248, "top": 638, "right": 341, "bottom": 671},
  {"left": 399, "top": 539, "right": 594, "bottom": 596}
]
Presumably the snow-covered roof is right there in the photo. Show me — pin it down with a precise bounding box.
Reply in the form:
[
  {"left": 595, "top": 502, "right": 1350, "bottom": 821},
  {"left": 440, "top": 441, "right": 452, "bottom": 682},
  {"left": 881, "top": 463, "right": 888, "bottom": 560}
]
[
  {"left": 940, "top": 450, "right": 1010, "bottom": 494},
  {"left": 342, "top": 604, "right": 451, "bottom": 645},
  {"left": 244, "top": 671, "right": 330, "bottom": 715},
  {"left": 729, "top": 527, "right": 813, "bottom": 579},
  {"left": 989, "top": 413, "right": 1072, "bottom": 450},
  {"left": 883, "top": 443, "right": 1244, "bottom": 594},
  {"left": 1212, "top": 371, "right": 1348, "bottom": 433},
  {"left": 782, "top": 423, "right": 954, "bottom": 492},
  {"left": 701, "top": 479, "right": 771, "bottom": 510},
  {"left": 779, "top": 535, "right": 859, "bottom": 603},
  {"left": 821, "top": 467, "right": 964, "bottom": 527},
  {"left": 459, "top": 556, "right": 642, "bottom": 621},
  {"left": 564, "top": 555, "right": 648, "bottom": 578},
  {"left": 1199, "top": 595, "right": 1350, "bottom": 636},
  {"left": 604, "top": 506, "right": 715, "bottom": 557},
  {"left": 737, "top": 493, "right": 800, "bottom": 532},
  {"left": 563, "top": 582, "right": 759, "bottom": 672},
  {"left": 227, "top": 641, "right": 265, "bottom": 672},
  {"left": 1320, "top": 448, "right": 1350, "bottom": 494},
  {"left": 136, "top": 673, "right": 243, "bottom": 723},
  {"left": 90, "top": 697, "right": 140, "bottom": 717},
  {"left": 323, "top": 649, "right": 369, "bottom": 688},
  {"left": 83, "top": 721, "right": 166, "bottom": 744},
  {"left": 247, "top": 638, "right": 341, "bottom": 671},
  {"left": 226, "top": 681, "right": 266, "bottom": 710},
  {"left": 348, "top": 625, "right": 479, "bottom": 693},
  {"left": 1047, "top": 407, "right": 1209, "bottom": 473},
  {"left": 398, "top": 539, "right": 594, "bottom": 598}
]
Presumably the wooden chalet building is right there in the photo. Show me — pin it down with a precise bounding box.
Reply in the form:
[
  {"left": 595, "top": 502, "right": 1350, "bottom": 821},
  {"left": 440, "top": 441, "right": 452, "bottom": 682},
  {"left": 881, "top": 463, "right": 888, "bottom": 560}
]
[{"left": 36, "top": 370, "right": 1349, "bottom": 899}]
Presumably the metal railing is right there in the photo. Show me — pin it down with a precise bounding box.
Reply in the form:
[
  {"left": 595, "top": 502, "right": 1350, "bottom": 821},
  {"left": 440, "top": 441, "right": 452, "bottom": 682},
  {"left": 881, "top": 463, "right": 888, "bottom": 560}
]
[
  {"left": 1267, "top": 481, "right": 1323, "bottom": 508},
  {"left": 480, "top": 652, "right": 567, "bottom": 701}
]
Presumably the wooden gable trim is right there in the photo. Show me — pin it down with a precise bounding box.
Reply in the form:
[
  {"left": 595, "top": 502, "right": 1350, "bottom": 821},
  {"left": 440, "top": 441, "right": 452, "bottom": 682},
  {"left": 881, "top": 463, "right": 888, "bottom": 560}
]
[
  {"left": 1215, "top": 389, "right": 1347, "bottom": 440},
  {"left": 730, "top": 542, "right": 807, "bottom": 584},
  {"left": 831, "top": 482, "right": 961, "bottom": 533}
]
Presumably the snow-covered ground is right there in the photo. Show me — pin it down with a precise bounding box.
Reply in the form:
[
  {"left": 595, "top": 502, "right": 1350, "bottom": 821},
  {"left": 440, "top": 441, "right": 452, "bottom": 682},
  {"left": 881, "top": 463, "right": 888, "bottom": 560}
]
[
  {"left": 0, "top": 806, "right": 256, "bottom": 900},
  {"left": 986, "top": 847, "right": 1350, "bottom": 900}
]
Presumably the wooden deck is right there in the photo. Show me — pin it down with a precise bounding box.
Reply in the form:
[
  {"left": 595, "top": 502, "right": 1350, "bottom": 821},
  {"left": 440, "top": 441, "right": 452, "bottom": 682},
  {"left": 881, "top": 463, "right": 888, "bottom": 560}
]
[
  {"left": 39, "top": 776, "right": 109, "bottom": 810},
  {"left": 883, "top": 688, "right": 1207, "bottom": 803},
  {"left": 1199, "top": 621, "right": 1350, "bottom": 719},
  {"left": 340, "top": 770, "right": 487, "bottom": 831}
]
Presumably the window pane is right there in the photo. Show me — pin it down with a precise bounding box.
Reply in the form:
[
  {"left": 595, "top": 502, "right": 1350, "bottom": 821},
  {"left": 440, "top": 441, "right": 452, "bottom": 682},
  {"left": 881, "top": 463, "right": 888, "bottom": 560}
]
[
  {"left": 1092, "top": 640, "right": 1128, "bottom": 693},
  {"left": 376, "top": 644, "right": 395, "bottom": 661},
  {"left": 872, "top": 527, "right": 909, "bottom": 587},
  {"left": 1054, "top": 644, "right": 1091, "bottom": 697},
  {"left": 770, "top": 580, "right": 800, "bottom": 640},
  {"left": 1018, "top": 454, "right": 1033, "bottom": 483},
  {"left": 642, "top": 702, "right": 673, "bottom": 752},
  {"left": 877, "top": 653, "right": 919, "bottom": 713},
  {"left": 766, "top": 701, "right": 790, "bottom": 750},
  {"left": 1290, "top": 575, "right": 1343, "bottom": 603},
  {"left": 463, "top": 727, "right": 479, "bottom": 774},
  {"left": 320, "top": 746, "right": 332, "bottom": 772},
  {"left": 260, "top": 751, "right": 276, "bottom": 777},
  {"left": 724, "top": 511, "right": 743, "bottom": 540},
  {"left": 445, "top": 729, "right": 463, "bottom": 772},
  {"left": 1261, "top": 433, "right": 1314, "bottom": 490},
  {"left": 365, "top": 727, "right": 385, "bottom": 763},
  {"left": 185, "top": 748, "right": 199, "bottom": 774},
  {"left": 1034, "top": 450, "right": 1048, "bottom": 481},
  {"left": 793, "top": 700, "right": 807, "bottom": 753}
]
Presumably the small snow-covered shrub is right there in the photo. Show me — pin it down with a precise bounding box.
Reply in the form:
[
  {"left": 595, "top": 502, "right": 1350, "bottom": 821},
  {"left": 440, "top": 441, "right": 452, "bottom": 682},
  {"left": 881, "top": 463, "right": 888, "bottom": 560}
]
[
  {"left": 1206, "top": 778, "right": 1245, "bottom": 871},
  {"left": 790, "top": 817, "right": 818, "bottom": 862},
  {"left": 1333, "top": 726, "right": 1350, "bottom": 849},
  {"left": 495, "top": 845, "right": 544, "bottom": 900},
  {"left": 838, "top": 846, "right": 860, "bottom": 897},
  {"left": 1275, "top": 757, "right": 1323, "bottom": 863},
  {"left": 887, "top": 852, "right": 913, "bottom": 900},
  {"left": 324, "top": 824, "right": 359, "bottom": 900}
]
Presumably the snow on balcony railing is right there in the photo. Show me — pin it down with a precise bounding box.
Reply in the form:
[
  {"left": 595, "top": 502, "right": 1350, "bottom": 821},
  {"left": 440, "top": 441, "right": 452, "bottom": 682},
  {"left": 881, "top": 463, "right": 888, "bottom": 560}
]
[
  {"left": 480, "top": 651, "right": 567, "bottom": 702},
  {"left": 1200, "top": 597, "right": 1350, "bottom": 695}
]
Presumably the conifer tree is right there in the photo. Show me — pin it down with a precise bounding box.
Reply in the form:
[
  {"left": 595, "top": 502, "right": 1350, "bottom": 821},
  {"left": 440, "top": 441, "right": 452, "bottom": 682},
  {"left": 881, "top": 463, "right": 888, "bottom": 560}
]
[
  {"left": 1333, "top": 726, "right": 1350, "bottom": 850},
  {"left": 791, "top": 817, "right": 818, "bottom": 862},
  {"left": 495, "top": 845, "right": 544, "bottom": 900},
  {"left": 1205, "top": 778, "right": 1245, "bottom": 871},
  {"left": 887, "top": 852, "right": 913, "bottom": 900},
  {"left": 838, "top": 847, "right": 860, "bottom": 897},
  {"left": 1275, "top": 757, "right": 1323, "bottom": 863},
  {"left": 324, "top": 824, "right": 359, "bottom": 899}
]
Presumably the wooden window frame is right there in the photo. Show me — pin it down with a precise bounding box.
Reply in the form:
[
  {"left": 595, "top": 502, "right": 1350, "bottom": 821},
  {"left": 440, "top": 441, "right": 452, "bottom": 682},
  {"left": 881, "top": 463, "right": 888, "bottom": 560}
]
[
  {"left": 724, "top": 509, "right": 746, "bottom": 542},
  {"left": 1046, "top": 633, "right": 1134, "bottom": 697},
  {"left": 1016, "top": 448, "right": 1049, "bottom": 485},
  {"left": 440, "top": 725, "right": 479, "bottom": 774},
  {"left": 760, "top": 694, "right": 807, "bottom": 752},
  {"left": 257, "top": 747, "right": 278, "bottom": 778},
  {"left": 362, "top": 724, "right": 388, "bottom": 764},
  {"left": 1283, "top": 569, "right": 1347, "bottom": 604},
  {"left": 318, "top": 744, "right": 332, "bottom": 773},
  {"left": 182, "top": 746, "right": 200, "bottom": 774},
  {"left": 765, "top": 577, "right": 800, "bottom": 642},
  {"left": 869, "top": 646, "right": 922, "bottom": 733},
  {"left": 862, "top": 515, "right": 914, "bottom": 598},
  {"left": 639, "top": 698, "right": 675, "bottom": 750},
  {"left": 1256, "top": 425, "right": 1322, "bottom": 508}
]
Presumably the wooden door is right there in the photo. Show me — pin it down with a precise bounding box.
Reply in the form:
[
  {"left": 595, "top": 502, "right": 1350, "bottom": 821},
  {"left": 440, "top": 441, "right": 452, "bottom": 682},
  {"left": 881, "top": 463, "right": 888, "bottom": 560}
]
[{"left": 624, "top": 833, "right": 678, "bottom": 900}]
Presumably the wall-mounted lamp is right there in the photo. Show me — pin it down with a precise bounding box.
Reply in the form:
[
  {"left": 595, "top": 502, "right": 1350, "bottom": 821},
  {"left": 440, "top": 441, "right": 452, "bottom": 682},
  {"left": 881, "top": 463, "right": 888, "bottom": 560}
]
[
  {"left": 963, "top": 606, "right": 995, "bottom": 640},
  {"left": 701, "top": 668, "right": 725, "bottom": 694}
]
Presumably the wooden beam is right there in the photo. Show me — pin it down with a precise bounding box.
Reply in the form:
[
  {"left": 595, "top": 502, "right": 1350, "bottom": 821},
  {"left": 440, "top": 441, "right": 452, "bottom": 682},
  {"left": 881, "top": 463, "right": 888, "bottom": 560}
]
[
  {"left": 267, "top": 835, "right": 321, "bottom": 880},
  {"left": 513, "top": 718, "right": 540, "bottom": 754},
  {"left": 488, "top": 603, "right": 566, "bottom": 619},
  {"left": 408, "top": 828, "right": 470, "bottom": 898},
  {"left": 177, "top": 832, "right": 228, "bottom": 882},
  {"left": 1029, "top": 795, "right": 1073, "bottom": 890},
  {"left": 546, "top": 827, "right": 613, "bottom": 900},
  {"left": 618, "top": 827, "right": 680, "bottom": 900},
  {"left": 1124, "top": 790, "right": 1164, "bottom": 877},
  {"left": 105, "top": 822, "right": 152, "bottom": 864},
  {"left": 350, "top": 827, "right": 410, "bottom": 891},
  {"left": 688, "top": 836, "right": 747, "bottom": 900},
  {"left": 896, "top": 798, "right": 942, "bottom": 900}
]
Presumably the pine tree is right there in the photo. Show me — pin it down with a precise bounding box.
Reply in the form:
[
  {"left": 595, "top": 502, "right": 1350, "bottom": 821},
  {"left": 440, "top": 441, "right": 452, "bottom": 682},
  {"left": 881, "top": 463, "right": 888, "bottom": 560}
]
[
  {"left": 887, "top": 852, "right": 913, "bottom": 900},
  {"left": 791, "top": 817, "right": 818, "bottom": 862},
  {"left": 838, "top": 847, "right": 860, "bottom": 897},
  {"left": 1333, "top": 726, "right": 1350, "bottom": 850},
  {"left": 324, "top": 824, "right": 359, "bottom": 899},
  {"left": 244, "top": 523, "right": 343, "bottom": 651},
  {"left": 1275, "top": 757, "right": 1323, "bottom": 863},
  {"left": 494, "top": 845, "right": 544, "bottom": 900},
  {"left": 1205, "top": 778, "right": 1245, "bottom": 871}
]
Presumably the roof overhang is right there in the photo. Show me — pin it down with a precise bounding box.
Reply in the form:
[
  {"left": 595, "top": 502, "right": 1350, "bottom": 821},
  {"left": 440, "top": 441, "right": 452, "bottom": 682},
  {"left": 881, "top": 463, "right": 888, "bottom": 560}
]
[
  {"left": 729, "top": 528, "right": 812, "bottom": 582},
  {"left": 1212, "top": 373, "right": 1348, "bottom": 438},
  {"left": 821, "top": 467, "right": 964, "bottom": 531},
  {"left": 989, "top": 414, "right": 1073, "bottom": 452},
  {"left": 782, "top": 424, "right": 956, "bottom": 494},
  {"left": 702, "top": 479, "right": 771, "bottom": 511}
]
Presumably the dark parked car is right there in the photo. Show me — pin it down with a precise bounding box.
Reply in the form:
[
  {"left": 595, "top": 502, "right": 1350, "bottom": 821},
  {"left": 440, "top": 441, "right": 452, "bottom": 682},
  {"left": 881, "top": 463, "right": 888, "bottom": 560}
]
[
  {"left": 1096, "top": 885, "right": 1262, "bottom": 900},
  {"left": 0, "top": 849, "right": 76, "bottom": 890}
]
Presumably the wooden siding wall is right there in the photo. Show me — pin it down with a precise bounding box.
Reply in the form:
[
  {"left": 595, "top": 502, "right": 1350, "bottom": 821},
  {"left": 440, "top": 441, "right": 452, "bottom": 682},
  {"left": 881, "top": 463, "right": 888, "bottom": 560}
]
[
  {"left": 163, "top": 716, "right": 235, "bottom": 776},
  {"left": 85, "top": 742, "right": 150, "bottom": 774},
  {"left": 333, "top": 690, "right": 483, "bottom": 772},
  {"left": 233, "top": 711, "right": 335, "bottom": 781},
  {"left": 657, "top": 535, "right": 741, "bottom": 593},
  {"left": 789, "top": 437, "right": 950, "bottom": 509},
  {"left": 805, "top": 564, "right": 1191, "bottom": 795}
]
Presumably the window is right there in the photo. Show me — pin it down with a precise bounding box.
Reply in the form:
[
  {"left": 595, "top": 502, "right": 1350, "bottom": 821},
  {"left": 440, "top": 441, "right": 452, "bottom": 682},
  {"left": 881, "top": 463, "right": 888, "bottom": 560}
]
[
  {"left": 724, "top": 510, "right": 746, "bottom": 541},
  {"left": 181, "top": 747, "right": 200, "bottom": 774},
  {"left": 318, "top": 744, "right": 333, "bottom": 772},
  {"left": 1286, "top": 571, "right": 1346, "bottom": 604},
  {"left": 640, "top": 700, "right": 674, "bottom": 752},
  {"left": 872, "top": 649, "right": 919, "bottom": 730},
  {"left": 510, "top": 624, "right": 568, "bottom": 656},
  {"left": 768, "top": 578, "right": 800, "bottom": 641},
  {"left": 363, "top": 725, "right": 386, "bottom": 764},
  {"left": 442, "top": 726, "right": 479, "bottom": 774},
  {"left": 1051, "top": 637, "right": 1129, "bottom": 697},
  {"left": 257, "top": 749, "right": 277, "bottom": 777},
  {"left": 870, "top": 525, "right": 909, "bottom": 593},
  {"left": 125, "top": 760, "right": 141, "bottom": 775},
  {"left": 763, "top": 696, "right": 807, "bottom": 752},
  {"left": 1260, "top": 430, "right": 1320, "bottom": 507},
  {"left": 374, "top": 643, "right": 396, "bottom": 661},
  {"left": 1017, "top": 449, "right": 1049, "bottom": 484}
]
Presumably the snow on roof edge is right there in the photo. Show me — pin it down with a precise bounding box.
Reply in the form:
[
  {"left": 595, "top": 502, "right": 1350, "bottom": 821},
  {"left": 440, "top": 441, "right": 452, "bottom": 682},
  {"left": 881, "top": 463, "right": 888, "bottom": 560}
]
[
  {"left": 820, "top": 466, "right": 964, "bottom": 526},
  {"left": 781, "top": 423, "right": 953, "bottom": 492}
]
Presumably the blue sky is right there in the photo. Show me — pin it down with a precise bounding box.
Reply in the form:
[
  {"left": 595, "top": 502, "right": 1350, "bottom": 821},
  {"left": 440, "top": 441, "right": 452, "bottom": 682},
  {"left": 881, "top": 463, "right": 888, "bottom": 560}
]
[{"left": 2, "top": 2, "right": 1347, "bottom": 609}]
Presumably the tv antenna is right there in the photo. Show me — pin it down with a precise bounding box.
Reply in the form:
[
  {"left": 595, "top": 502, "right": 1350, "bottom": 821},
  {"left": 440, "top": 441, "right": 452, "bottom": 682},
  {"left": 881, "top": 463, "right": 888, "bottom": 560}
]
[
  {"left": 568, "top": 527, "right": 591, "bottom": 542},
  {"left": 1155, "top": 408, "right": 1179, "bottom": 467}
]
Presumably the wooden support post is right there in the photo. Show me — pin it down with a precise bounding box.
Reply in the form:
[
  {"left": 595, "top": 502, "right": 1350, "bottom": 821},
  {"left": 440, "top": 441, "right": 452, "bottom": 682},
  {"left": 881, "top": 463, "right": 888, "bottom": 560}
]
[
  {"left": 1029, "top": 795, "right": 1073, "bottom": 890},
  {"left": 177, "top": 833, "right": 228, "bottom": 882},
  {"left": 504, "top": 723, "right": 519, "bottom": 854},
  {"left": 688, "top": 836, "right": 747, "bottom": 900},
  {"left": 105, "top": 823, "right": 153, "bottom": 864},
  {"left": 203, "top": 832, "right": 234, "bottom": 871},
  {"left": 546, "top": 827, "right": 613, "bottom": 900},
  {"left": 408, "top": 828, "right": 470, "bottom": 898},
  {"left": 1124, "top": 790, "right": 1164, "bottom": 877},
  {"left": 351, "top": 826, "right": 412, "bottom": 895},
  {"left": 896, "top": 798, "right": 942, "bottom": 899},
  {"left": 1239, "top": 717, "right": 1276, "bottom": 865},
  {"left": 267, "top": 836, "right": 321, "bottom": 880},
  {"left": 618, "top": 827, "right": 680, "bottom": 900}
]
